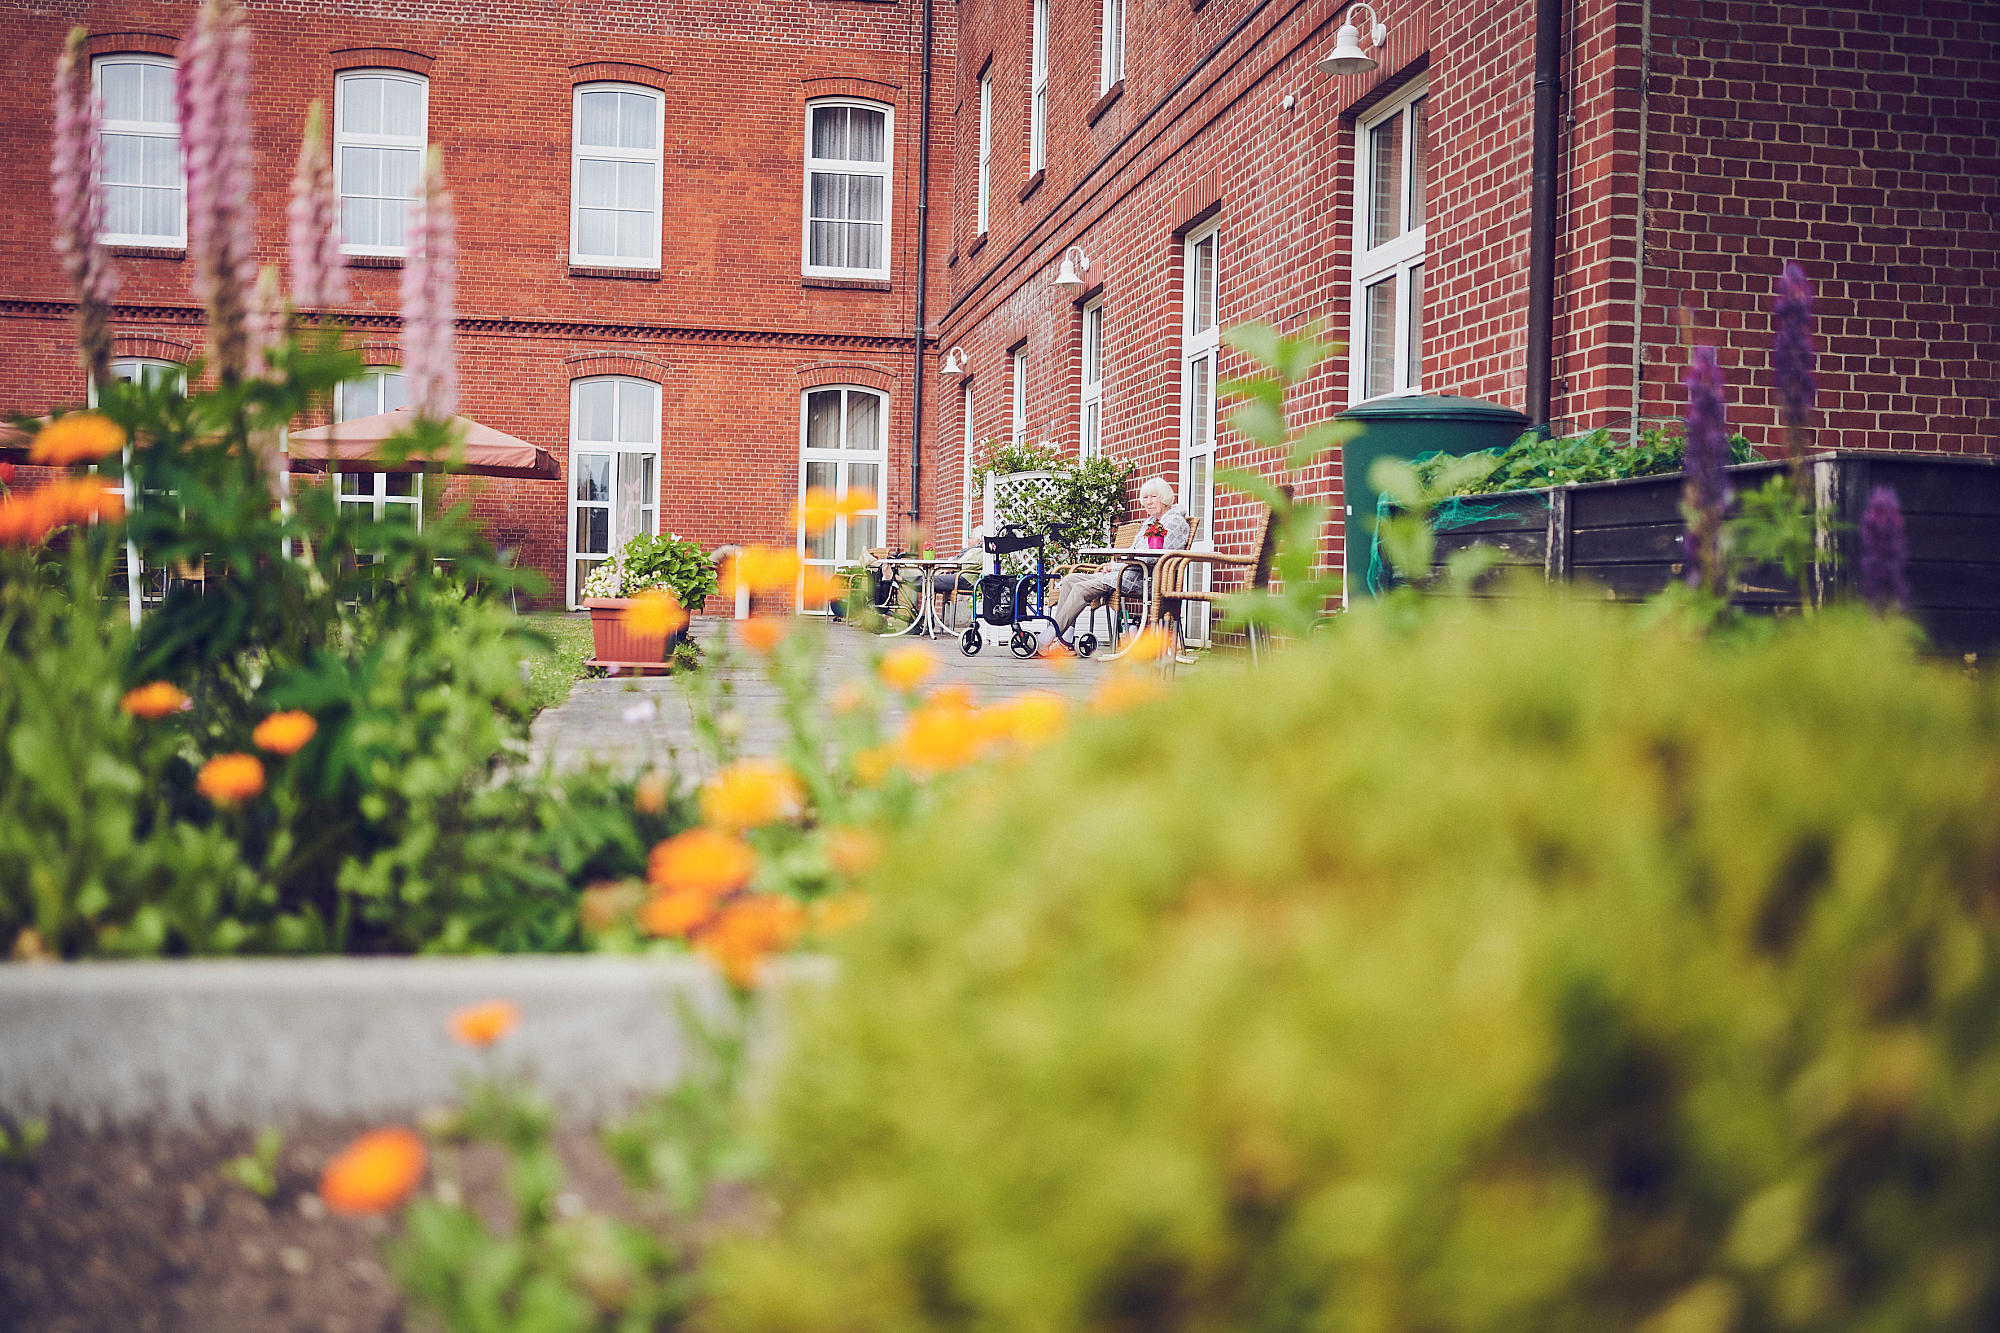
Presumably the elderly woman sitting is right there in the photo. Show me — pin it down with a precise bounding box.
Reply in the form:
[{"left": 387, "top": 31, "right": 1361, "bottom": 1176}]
[{"left": 1050, "top": 476, "right": 1190, "bottom": 636}]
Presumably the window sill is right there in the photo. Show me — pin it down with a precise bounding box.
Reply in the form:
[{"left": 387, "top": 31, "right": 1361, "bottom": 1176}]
[
  {"left": 1017, "top": 169, "right": 1045, "bottom": 204},
  {"left": 967, "top": 233, "right": 988, "bottom": 259},
  {"left": 106, "top": 244, "right": 184, "bottom": 260},
  {"left": 802, "top": 275, "right": 892, "bottom": 291},
  {"left": 345, "top": 254, "right": 404, "bottom": 269},
  {"left": 569, "top": 264, "right": 661, "bottom": 280},
  {"left": 947, "top": 248, "right": 960, "bottom": 269},
  {"left": 1088, "top": 79, "right": 1125, "bottom": 127}
]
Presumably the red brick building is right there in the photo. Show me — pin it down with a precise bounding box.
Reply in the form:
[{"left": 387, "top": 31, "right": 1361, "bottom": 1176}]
[
  {"left": 2, "top": 0, "right": 1994, "bottom": 608},
  {"left": 937, "top": 0, "right": 1998, "bottom": 595}
]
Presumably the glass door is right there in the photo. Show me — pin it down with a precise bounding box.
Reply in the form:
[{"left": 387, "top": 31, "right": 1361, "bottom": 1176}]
[
  {"left": 568, "top": 377, "right": 660, "bottom": 605},
  {"left": 799, "top": 386, "right": 887, "bottom": 613},
  {"left": 1179, "top": 224, "right": 1220, "bottom": 643}
]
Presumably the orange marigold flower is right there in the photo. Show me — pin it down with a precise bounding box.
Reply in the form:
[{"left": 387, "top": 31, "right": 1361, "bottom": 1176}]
[
  {"left": 633, "top": 771, "right": 671, "bottom": 816},
  {"left": 988, "top": 692, "right": 1069, "bottom": 750},
  {"left": 196, "top": 753, "right": 265, "bottom": 805},
  {"left": 852, "top": 745, "right": 895, "bottom": 786},
  {"left": 1121, "top": 626, "right": 1177, "bottom": 663},
  {"left": 877, "top": 645, "right": 937, "bottom": 692},
  {"left": 120, "top": 681, "right": 190, "bottom": 720},
  {"left": 320, "top": 1127, "right": 426, "bottom": 1216},
  {"left": 833, "top": 490, "right": 877, "bottom": 520},
  {"left": 736, "top": 616, "right": 791, "bottom": 655},
  {"left": 734, "top": 545, "right": 804, "bottom": 595},
  {"left": 647, "top": 827, "right": 757, "bottom": 896},
  {"left": 801, "top": 567, "right": 843, "bottom": 608},
  {"left": 1036, "top": 639, "right": 1077, "bottom": 670},
  {"left": 697, "top": 894, "right": 806, "bottom": 989},
  {"left": 638, "top": 887, "right": 719, "bottom": 939},
  {"left": 29, "top": 412, "right": 126, "bottom": 466},
  {"left": 252, "top": 710, "right": 317, "bottom": 755},
  {"left": 810, "top": 892, "right": 871, "bottom": 935},
  {"left": 1093, "top": 672, "right": 1164, "bottom": 715},
  {"left": 822, "top": 826, "right": 882, "bottom": 878},
  {"left": 448, "top": 999, "right": 519, "bottom": 1048},
  {"left": 579, "top": 879, "right": 644, "bottom": 933},
  {"left": 621, "top": 589, "right": 690, "bottom": 639},
  {"left": 830, "top": 680, "right": 868, "bottom": 714},
  {"left": 897, "top": 702, "right": 987, "bottom": 775},
  {"left": 791, "top": 487, "right": 839, "bottom": 535},
  {"left": 701, "top": 758, "right": 807, "bottom": 831}
]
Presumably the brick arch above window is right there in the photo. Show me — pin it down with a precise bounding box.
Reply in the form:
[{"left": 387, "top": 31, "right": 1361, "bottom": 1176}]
[
  {"left": 795, "top": 362, "right": 894, "bottom": 394},
  {"left": 800, "top": 76, "right": 899, "bottom": 105},
  {"left": 111, "top": 332, "right": 195, "bottom": 364},
  {"left": 351, "top": 341, "right": 403, "bottom": 369},
  {"left": 330, "top": 47, "right": 434, "bottom": 76},
  {"left": 86, "top": 31, "right": 178, "bottom": 58},
  {"left": 570, "top": 60, "right": 668, "bottom": 91},
  {"left": 563, "top": 352, "right": 673, "bottom": 386}
]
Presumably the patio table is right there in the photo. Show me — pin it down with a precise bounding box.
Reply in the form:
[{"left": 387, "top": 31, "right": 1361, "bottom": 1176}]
[
  {"left": 876, "top": 556, "right": 973, "bottom": 640},
  {"left": 1073, "top": 547, "right": 1169, "bottom": 660}
]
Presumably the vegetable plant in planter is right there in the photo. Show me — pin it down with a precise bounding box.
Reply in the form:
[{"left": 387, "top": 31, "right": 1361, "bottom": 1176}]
[{"left": 580, "top": 532, "right": 719, "bottom": 672}]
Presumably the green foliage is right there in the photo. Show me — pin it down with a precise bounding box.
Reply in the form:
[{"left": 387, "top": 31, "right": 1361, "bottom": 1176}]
[
  {"left": 580, "top": 531, "right": 718, "bottom": 609},
  {"left": 1417, "top": 422, "right": 1758, "bottom": 498},
  {"left": 520, "top": 612, "right": 595, "bottom": 714},
  {"left": 970, "top": 439, "right": 1135, "bottom": 565},
  {"left": 218, "top": 1127, "right": 285, "bottom": 1199},
  {"left": 706, "top": 601, "right": 2000, "bottom": 1332},
  {"left": 0, "top": 1116, "right": 49, "bottom": 1167}
]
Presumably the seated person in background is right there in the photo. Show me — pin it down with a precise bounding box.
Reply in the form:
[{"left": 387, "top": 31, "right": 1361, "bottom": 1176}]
[{"left": 1050, "top": 476, "right": 1190, "bottom": 635}]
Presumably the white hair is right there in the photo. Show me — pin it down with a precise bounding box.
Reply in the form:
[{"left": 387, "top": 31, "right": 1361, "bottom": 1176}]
[{"left": 1139, "top": 476, "right": 1176, "bottom": 505}]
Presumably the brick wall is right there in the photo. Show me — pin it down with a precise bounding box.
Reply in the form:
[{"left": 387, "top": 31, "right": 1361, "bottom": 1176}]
[{"left": 0, "top": 0, "right": 956, "bottom": 605}]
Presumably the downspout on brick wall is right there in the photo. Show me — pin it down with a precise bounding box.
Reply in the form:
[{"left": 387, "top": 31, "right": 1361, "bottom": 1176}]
[
  {"left": 1631, "top": 0, "right": 1652, "bottom": 443},
  {"left": 909, "top": 0, "right": 934, "bottom": 528},
  {"left": 1525, "top": 0, "right": 1563, "bottom": 428}
]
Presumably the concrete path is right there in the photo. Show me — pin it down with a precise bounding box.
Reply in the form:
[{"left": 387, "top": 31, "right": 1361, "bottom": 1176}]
[{"left": 527, "top": 615, "right": 1143, "bottom": 777}]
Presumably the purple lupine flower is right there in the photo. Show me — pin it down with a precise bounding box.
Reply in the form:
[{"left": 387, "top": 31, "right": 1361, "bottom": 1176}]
[
  {"left": 287, "top": 100, "right": 346, "bottom": 311},
  {"left": 1772, "top": 262, "right": 1817, "bottom": 436},
  {"left": 177, "top": 0, "right": 259, "bottom": 379},
  {"left": 1859, "top": 484, "right": 1909, "bottom": 615},
  {"left": 399, "top": 151, "right": 458, "bottom": 420},
  {"left": 51, "top": 27, "right": 118, "bottom": 387},
  {"left": 1680, "top": 345, "right": 1731, "bottom": 595}
]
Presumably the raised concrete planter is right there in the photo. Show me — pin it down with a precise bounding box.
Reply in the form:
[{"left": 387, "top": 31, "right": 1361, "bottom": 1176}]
[{"left": 0, "top": 955, "right": 775, "bottom": 1130}]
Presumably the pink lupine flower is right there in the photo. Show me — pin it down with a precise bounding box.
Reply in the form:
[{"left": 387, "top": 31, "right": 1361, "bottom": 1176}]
[
  {"left": 51, "top": 27, "right": 117, "bottom": 387},
  {"left": 399, "top": 151, "right": 458, "bottom": 420},
  {"left": 287, "top": 100, "right": 346, "bottom": 311},
  {"left": 177, "top": 0, "right": 259, "bottom": 379}
]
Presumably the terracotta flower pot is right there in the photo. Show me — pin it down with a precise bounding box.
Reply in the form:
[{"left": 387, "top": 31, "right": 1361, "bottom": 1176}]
[{"left": 584, "top": 598, "right": 687, "bottom": 674}]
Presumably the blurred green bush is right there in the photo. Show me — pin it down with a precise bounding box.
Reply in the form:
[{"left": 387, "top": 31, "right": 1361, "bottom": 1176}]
[{"left": 708, "top": 600, "right": 2000, "bottom": 1331}]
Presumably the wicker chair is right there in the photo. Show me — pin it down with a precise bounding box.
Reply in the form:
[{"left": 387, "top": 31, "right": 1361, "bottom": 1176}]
[{"left": 1150, "top": 498, "right": 1284, "bottom": 668}]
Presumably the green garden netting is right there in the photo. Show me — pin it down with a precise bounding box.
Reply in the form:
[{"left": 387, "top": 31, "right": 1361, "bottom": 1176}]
[{"left": 1366, "top": 474, "right": 1552, "bottom": 596}]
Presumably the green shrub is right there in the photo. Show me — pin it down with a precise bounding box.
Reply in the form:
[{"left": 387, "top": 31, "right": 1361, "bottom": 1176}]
[
  {"left": 579, "top": 530, "right": 719, "bottom": 608},
  {"left": 970, "top": 440, "right": 1135, "bottom": 564},
  {"left": 707, "top": 600, "right": 2000, "bottom": 1331},
  {"left": 1418, "top": 423, "right": 1758, "bottom": 498}
]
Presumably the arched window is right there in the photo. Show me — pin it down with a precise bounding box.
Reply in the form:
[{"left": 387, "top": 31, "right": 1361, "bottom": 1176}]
[
  {"left": 335, "top": 69, "right": 428, "bottom": 255},
  {"left": 94, "top": 54, "right": 184, "bottom": 247},
  {"left": 567, "top": 375, "right": 661, "bottom": 606},
  {"left": 572, "top": 82, "right": 663, "bottom": 267},
  {"left": 798, "top": 385, "right": 887, "bottom": 612},
  {"left": 804, "top": 99, "right": 892, "bottom": 280}
]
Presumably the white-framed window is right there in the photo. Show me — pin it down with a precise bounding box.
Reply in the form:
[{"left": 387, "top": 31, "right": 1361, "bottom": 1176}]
[
  {"left": 572, "top": 83, "right": 663, "bottom": 268},
  {"left": 1350, "top": 80, "right": 1428, "bottom": 402},
  {"left": 961, "top": 380, "right": 978, "bottom": 540},
  {"left": 1079, "top": 299, "right": 1104, "bottom": 459},
  {"left": 334, "top": 368, "right": 419, "bottom": 527},
  {"left": 804, "top": 99, "right": 893, "bottom": 279},
  {"left": 1029, "top": 0, "right": 1049, "bottom": 175},
  {"left": 334, "top": 70, "right": 428, "bottom": 256},
  {"left": 567, "top": 376, "right": 661, "bottom": 607},
  {"left": 1010, "top": 347, "right": 1027, "bottom": 445},
  {"left": 92, "top": 358, "right": 187, "bottom": 619},
  {"left": 799, "top": 386, "right": 888, "bottom": 613},
  {"left": 1101, "top": 0, "right": 1126, "bottom": 92},
  {"left": 94, "top": 55, "right": 184, "bottom": 247},
  {"left": 976, "top": 68, "right": 992, "bottom": 235},
  {"left": 1181, "top": 222, "right": 1221, "bottom": 642},
  {"left": 335, "top": 367, "right": 409, "bottom": 422}
]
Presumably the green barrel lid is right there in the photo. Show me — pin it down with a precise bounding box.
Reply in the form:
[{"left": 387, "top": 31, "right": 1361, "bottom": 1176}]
[{"left": 1335, "top": 394, "right": 1531, "bottom": 425}]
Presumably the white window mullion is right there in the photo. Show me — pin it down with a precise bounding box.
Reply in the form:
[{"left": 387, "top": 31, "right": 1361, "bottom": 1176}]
[
  {"left": 1010, "top": 348, "right": 1027, "bottom": 445},
  {"left": 804, "top": 99, "right": 893, "bottom": 280},
  {"left": 335, "top": 71, "right": 429, "bottom": 257},
  {"left": 961, "top": 381, "right": 978, "bottom": 540},
  {"left": 1079, "top": 299, "right": 1104, "bottom": 459},
  {"left": 94, "top": 56, "right": 185, "bottom": 248},
  {"left": 568, "top": 376, "right": 661, "bottom": 607},
  {"left": 977, "top": 70, "right": 992, "bottom": 235},
  {"left": 1101, "top": 0, "right": 1125, "bottom": 91},
  {"left": 1350, "top": 81, "right": 1429, "bottom": 404}
]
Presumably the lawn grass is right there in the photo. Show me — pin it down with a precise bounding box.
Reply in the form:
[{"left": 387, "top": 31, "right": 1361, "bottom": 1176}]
[{"left": 518, "top": 612, "right": 595, "bottom": 714}]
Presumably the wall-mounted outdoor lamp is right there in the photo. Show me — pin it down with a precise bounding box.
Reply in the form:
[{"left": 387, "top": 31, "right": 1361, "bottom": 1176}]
[
  {"left": 1315, "top": 3, "right": 1389, "bottom": 77},
  {"left": 1052, "top": 245, "right": 1092, "bottom": 290},
  {"left": 940, "top": 346, "right": 968, "bottom": 376}
]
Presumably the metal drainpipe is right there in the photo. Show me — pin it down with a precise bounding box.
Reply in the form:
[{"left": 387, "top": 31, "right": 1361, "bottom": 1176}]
[
  {"left": 1525, "top": 0, "right": 1562, "bottom": 430},
  {"left": 908, "top": 0, "right": 934, "bottom": 531}
]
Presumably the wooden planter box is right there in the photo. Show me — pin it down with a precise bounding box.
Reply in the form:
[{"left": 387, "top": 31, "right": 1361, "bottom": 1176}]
[
  {"left": 1396, "top": 450, "right": 2000, "bottom": 656},
  {"left": 583, "top": 597, "right": 687, "bottom": 675}
]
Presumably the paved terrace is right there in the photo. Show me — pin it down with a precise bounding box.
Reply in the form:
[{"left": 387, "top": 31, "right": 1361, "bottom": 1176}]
[{"left": 527, "top": 615, "right": 1153, "bottom": 776}]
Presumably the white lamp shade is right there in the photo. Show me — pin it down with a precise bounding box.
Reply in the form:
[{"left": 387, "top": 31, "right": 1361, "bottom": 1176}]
[
  {"left": 1053, "top": 254, "right": 1086, "bottom": 287},
  {"left": 1315, "top": 21, "right": 1377, "bottom": 77}
]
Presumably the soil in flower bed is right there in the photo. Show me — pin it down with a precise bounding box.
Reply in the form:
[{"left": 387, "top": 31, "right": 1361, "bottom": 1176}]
[{"left": 0, "top": 1116, "right": 635, "bottom": 1332}]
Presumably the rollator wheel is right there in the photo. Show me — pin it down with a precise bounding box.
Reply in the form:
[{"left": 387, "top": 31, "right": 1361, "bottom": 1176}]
[
  {"left": 961, "top": 627, "right": 982, "bottom": 656},
  {"left": 1009, "top": 629, "right": 1037, "bottom": 659},
  {"left": 1075, "top": 633, "right": 1096, "bottom": 659}
]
